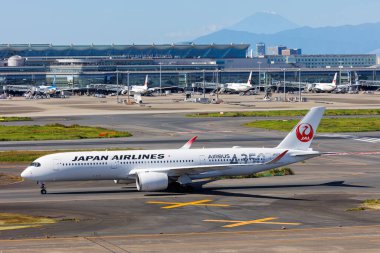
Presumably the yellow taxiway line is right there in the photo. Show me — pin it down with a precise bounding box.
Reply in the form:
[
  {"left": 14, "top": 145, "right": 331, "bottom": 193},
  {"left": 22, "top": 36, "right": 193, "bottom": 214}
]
[
  {"left": 146, "top": 199, "right": 230, "bottom": 209},
  {"left": 204, "top": 217, "right": 302, "bottom": 228}
]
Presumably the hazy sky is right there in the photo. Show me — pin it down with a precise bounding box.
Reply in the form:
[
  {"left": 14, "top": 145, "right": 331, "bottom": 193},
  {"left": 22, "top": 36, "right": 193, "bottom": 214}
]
[{"left": 1, "top": 0, "right": 380, "bottom": 44}]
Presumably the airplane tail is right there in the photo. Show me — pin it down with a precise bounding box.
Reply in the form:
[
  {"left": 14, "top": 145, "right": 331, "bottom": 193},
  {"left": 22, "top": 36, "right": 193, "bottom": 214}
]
[
  {"left": 247, "top": 71, "right": 253, "bottom": 86},
  {"left": 52, "top": 75, "right": 56, "bottom": 87},
  {"left": 144, "top": 75, "right": 149, "bottom": 87},
  {"left": 276, "top": 107, "right": 325, "bottom": 151},
  {"left": 354, "top": 72, "right": 359, "bottom": 85},
  {"left": 332, "top": 73, "right": 337, "bottom": 87}
]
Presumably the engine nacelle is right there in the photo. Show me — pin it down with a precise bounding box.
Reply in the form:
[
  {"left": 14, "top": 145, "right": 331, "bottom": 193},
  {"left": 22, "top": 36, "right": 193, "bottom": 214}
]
[{"left": 136, "top": 172, "right": 168, "bottom": 191}]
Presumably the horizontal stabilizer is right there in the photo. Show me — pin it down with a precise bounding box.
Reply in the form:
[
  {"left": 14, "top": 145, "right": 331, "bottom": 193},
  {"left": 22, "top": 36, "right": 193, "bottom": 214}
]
[{"left": 266, "top": 150, "right": 288, "bottom": 164}]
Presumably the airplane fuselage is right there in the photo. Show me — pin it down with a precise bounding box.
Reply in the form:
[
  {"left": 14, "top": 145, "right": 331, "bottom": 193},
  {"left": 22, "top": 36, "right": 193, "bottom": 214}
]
[
  {"left": 225, "top": 83, "right": 252, "bottom": 92},
  {"left": 313, "top": 83, "right": 336, "bottom": 92},
  {"left": 21, "top": 148, "right": 314, "bottom": 182},
  {"left": 130, "top": 85, "right": 148, "bottom": 94}
]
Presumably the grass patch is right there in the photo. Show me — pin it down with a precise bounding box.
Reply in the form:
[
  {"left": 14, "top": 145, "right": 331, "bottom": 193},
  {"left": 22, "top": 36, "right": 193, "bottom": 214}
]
[
  {"left": 187, "top": 109, "right": 380, "bottom": 118},
  {"left": 216, "top": 168, "right": 294, "bottom": 180},
  {"left": 0, "top": 173, "right": 23, "bottom": 185},
  {"left": 0, "top": 123, "right": 132, "bottom": 141},
  {"left": 0, "top": 116, "right": 32, "bottom": 122},
  {"left": 0, "top": 148, "right": 139, "bottom": 163},
  {"left": 244, "top": 118, "right": 380, "bottom": 133},
  {"left": 0, "top": 213, "right": 56, "bottom": 231},
  {"left": 0, "top": 150, "right": 54, "bottom": 163},
  {"left": 347, "top": 199, "right": 380, "bottom": 211}
]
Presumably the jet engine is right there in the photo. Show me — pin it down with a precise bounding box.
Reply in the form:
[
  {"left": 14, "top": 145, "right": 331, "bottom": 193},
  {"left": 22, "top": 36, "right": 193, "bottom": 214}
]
[{"left": 136, "top": 172, "right": 168, "bottom": 191}]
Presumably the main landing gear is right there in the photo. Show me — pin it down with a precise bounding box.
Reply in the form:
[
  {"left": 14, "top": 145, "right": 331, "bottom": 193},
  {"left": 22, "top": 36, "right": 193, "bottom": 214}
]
[
  {"left": 38, "top": 182, "right": 47, "bottom": 194},
  {"left": 168, "top": 182, "right": 194, "bottom": 193}
]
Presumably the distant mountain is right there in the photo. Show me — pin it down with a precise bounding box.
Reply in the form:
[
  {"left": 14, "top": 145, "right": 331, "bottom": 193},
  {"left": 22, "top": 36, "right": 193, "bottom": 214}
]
[
  {"left": 229, "top": 12, "right": 299, "bottom": 34},
  {"left": 194, "top": 23, "right": 380, "bottom": 54}
]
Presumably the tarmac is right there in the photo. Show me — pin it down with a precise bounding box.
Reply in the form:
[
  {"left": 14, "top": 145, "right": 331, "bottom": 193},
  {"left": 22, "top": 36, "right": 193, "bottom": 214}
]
[
  {"left": 0, "top": 92, "right": 380, "bottom": 252},
  {"left": 0, "top": 92, "right": 380, "bottom": 117}
]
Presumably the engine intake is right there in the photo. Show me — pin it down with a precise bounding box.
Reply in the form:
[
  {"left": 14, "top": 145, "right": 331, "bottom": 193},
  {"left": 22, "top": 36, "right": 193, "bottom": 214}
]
[{"left": 136, "top": 171, "right": 168, "bottom": 191}]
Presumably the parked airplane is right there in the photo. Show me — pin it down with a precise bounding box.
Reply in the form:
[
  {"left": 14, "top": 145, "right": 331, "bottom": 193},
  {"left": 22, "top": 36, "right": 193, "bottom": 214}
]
[
  {"left": 312, "top": 73, "right": 337, "bottom": 92},
  {"left": 21, "top": 107, "right": 325, "bottom": 194},
  {"left": 38, "top": 75, "right": 59, "bottom": 94},
  {"left": 223, "top": 71, "right": 253, "bottom": 92},
  {"left": 122, "top": 75, "right": 149, "bottom": 95}
]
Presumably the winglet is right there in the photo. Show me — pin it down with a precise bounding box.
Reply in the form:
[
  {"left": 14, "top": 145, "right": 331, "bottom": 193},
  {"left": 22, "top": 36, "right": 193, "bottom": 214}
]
[
  {"left": 180, "top": 136, "right": 197, "bottom": 149},
  {"left": 266, "top": 150, "right": 288, "bottom": 164}
]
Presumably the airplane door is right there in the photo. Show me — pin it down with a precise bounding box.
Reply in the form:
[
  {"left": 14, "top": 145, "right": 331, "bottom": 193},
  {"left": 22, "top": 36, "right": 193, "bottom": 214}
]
[
  {"left": 108, "top": 160, "right": 121, "bottom": 178},
  {"left": 111, "top": 160, "right": 120, "bottom": 170},
  {"left": 53, "top": 159, "right": 60, "bottom": 172},
  {"left": 52, "top": 159, "right": 61, "bottom": 181},
  {"left": 199, "top": 155, "right": 206, "bottom": 165}
]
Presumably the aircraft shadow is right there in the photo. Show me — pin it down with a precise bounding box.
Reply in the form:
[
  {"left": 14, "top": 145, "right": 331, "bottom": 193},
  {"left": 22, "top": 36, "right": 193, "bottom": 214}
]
[
  {"left": 197, "top": 180, "right": 370, "bottom": 191},
  {"left": 48, "top": 180, "right": 368, "bottom": 198},
  {"left": 50, "top": 188, "right": 137, "bottom": 195},
  {"left": 180, "top": 180, "right": 370, "bottom": 201}
]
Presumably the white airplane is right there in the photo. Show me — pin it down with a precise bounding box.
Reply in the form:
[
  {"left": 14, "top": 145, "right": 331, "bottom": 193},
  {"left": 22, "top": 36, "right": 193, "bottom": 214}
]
[
  {"left": 312, "top": 73, "right": 337, "bottom": 93},
  {"left": 38, "top": 75, "right": 59, "bottom": 94},
  {"left": 21, "top": 107, "right": 325, "bottom": 194},
  {"left": 224, "top": 71, "right": 253, "bottom": 92},
  {"left": 122, "top": 75, "right": 149, "bottom": 95}
]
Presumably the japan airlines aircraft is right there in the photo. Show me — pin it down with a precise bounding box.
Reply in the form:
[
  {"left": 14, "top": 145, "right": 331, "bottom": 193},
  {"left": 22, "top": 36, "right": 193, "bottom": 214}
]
[
  {"left": 312, "top": 73, "right": 337, "bottom": 92},
  {"left": 224, "top": 71, "right": 253, "bottom": 92},
  {"left": 21, "top": 107, "right": 325, "bottom": 194},
  {"left": 122, "top": 75, "right": 149, "bottom": 95}
]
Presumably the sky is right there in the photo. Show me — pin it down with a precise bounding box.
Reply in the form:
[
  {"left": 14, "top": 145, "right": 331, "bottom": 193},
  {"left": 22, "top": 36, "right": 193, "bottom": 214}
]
[{"left": 1, "top": 0, "right": 380, "bottom": 44}]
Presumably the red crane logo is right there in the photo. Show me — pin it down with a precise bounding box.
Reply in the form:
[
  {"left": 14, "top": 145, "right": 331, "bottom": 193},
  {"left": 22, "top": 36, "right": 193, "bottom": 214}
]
[{"left": 296, "top": 123, "right": 314, "bottom": 142}]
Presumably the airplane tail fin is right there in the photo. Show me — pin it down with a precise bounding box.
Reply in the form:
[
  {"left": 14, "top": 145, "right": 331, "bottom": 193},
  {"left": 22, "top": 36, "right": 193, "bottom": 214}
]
[
  {"left": 144, "top": 75, "right": 149, "bottom": 87},
  {"left": 52, "top": 75, "right": 56, "bottom": 87},
  {"left": 247, "top": 71, "right": 253, "bottom": 86},
  {"left": 332, "top": 73, "right": 337, "bottom": 87},
  {"left": 276, "top": 107, "right": 325, "bottom": 151},
  {"left": 355, "top": 72, "right": 359, "bottom": 85}
]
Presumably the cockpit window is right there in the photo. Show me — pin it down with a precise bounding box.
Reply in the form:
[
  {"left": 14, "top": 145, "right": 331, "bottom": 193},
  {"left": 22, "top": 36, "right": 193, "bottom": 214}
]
[{"left": 30, "top": 162, "right": 41, "bottom": 167}]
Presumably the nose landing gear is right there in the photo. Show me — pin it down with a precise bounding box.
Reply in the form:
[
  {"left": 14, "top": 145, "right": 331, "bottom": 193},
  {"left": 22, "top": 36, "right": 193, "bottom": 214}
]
[{"left": 38, "top": 182, "right": 47, "bottom": 194}]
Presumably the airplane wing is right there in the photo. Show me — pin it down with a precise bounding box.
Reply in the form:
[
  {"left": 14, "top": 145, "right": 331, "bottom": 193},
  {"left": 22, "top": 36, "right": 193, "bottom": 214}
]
[{"left": 129, "top": 150, "right": 288, "bottom": 177}]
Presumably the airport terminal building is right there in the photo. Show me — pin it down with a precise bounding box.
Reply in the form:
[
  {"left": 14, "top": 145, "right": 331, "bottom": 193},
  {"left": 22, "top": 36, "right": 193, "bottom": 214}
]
[{"left": 0, "top": 43, "right": 379, "bottom": 91}]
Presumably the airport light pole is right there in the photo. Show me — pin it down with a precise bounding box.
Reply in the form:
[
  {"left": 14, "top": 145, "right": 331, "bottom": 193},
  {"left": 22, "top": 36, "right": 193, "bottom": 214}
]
[
  {"left": 283, "top": 68, "right": 286, "bottom": 101},
  {"left": 127, "top": 71, "right": 130, "bottom": 103},
  {"left": 116, "top": 69, "right": 119, "bottom": 103},
  {"left": 258, "top": 61, "right": 261, "bottom": 92},
  {"left": 216, "top": 69, "right": 219, "bottom": 101},
  {"left": 159, "top": 63, "right": 162, "bottom": 96},
  {"left": 203, "top": 70, "right": 205, "bottom": 99},
  {"left": 298, "top": 68, "right": 302, "bottom": 102},
  {"left": 338, "top": 60, "right": 343, "bottom": 87}
]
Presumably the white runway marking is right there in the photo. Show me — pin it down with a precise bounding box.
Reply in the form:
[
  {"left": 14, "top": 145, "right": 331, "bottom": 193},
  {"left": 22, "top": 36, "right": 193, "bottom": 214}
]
[
  {"left": 176, "top": 130, "right": 233, "bottom": 134},
  {"left": 353, "top": 137, "right": 380, "bottom": 143},
  {"left": 326, "top": 151, "right": 380, "bottom": 156}
]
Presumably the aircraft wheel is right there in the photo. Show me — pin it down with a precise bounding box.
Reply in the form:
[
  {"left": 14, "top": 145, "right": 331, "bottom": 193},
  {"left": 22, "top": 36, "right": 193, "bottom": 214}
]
[{"left": 40, "top": 189, "right": 47, "bottom": 195}]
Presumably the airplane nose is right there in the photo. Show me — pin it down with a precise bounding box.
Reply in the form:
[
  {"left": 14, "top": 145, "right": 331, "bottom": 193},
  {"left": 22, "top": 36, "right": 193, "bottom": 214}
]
[{"left": 21, "top": 168, "right": 32, "bottom": 179}]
